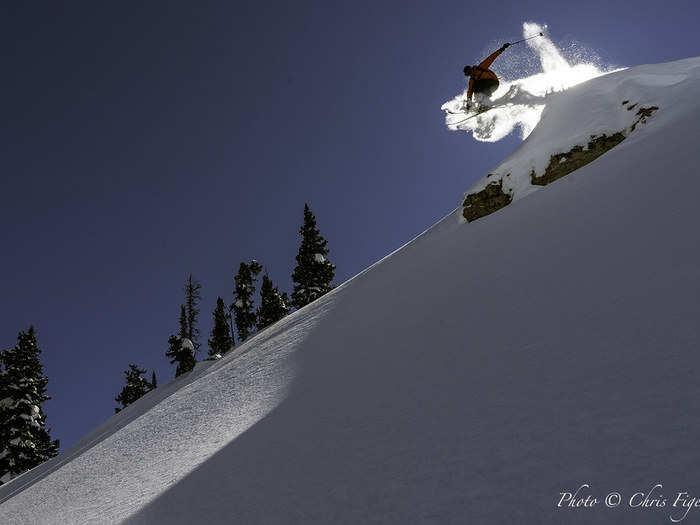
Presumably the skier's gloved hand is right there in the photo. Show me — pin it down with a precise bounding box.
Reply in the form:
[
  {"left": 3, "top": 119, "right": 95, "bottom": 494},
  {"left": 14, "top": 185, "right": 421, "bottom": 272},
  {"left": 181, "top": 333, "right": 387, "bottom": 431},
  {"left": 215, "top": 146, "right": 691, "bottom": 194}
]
[{"left": 501, "top": 42, "right": 510, "bottom": 50}]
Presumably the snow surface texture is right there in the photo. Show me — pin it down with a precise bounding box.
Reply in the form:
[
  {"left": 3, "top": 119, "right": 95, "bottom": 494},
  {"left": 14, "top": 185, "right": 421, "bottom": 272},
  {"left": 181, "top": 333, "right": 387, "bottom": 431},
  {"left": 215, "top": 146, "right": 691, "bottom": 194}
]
[
  {"left": 3, "top": 56, "right": 700, "bottom": 524},
  {"left": 442, "top": 22, "right": 615, "bottom": 142}
]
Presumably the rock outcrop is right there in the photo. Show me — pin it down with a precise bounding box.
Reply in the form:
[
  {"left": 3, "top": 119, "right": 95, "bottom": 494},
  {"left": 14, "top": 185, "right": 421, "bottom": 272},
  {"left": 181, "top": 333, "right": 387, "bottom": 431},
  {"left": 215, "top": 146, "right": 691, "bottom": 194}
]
[{"left": 462, "top": 179, "right": 513, "bottom": 222}]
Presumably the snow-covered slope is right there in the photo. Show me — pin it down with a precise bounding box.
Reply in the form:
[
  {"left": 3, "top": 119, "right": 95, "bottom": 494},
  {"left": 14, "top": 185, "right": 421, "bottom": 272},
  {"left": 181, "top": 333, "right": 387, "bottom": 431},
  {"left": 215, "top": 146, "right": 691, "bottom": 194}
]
[
  {"left": 3, "top": 56, "right": 700, "bottom": 525},
  {"left": 458, "top": 57, "right": 698, "bottom": 213}
]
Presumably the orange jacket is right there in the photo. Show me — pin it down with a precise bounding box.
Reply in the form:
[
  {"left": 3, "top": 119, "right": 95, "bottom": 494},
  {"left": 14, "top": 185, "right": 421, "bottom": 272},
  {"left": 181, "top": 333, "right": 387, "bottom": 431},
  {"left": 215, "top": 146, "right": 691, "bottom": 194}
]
[{"left": 467, "top": 47, "right": 505, "bottom": 99}]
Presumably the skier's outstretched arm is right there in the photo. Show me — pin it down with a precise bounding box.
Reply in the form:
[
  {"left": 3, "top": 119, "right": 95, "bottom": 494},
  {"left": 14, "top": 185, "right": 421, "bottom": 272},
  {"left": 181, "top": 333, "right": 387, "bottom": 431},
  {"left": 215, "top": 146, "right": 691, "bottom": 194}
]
[
  {"left": 466, "top": 77, "right": 475, "bottom": 100},
  {"left": 478, "top": 43, "right": 510, "bottom": 69}
]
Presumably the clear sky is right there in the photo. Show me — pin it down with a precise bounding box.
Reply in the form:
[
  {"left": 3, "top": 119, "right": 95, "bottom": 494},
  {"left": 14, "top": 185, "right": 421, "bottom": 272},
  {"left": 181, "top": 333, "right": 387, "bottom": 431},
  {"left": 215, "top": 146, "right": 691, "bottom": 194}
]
[{"left": 2, "top": 0, "right": 697, "bottom": 451}]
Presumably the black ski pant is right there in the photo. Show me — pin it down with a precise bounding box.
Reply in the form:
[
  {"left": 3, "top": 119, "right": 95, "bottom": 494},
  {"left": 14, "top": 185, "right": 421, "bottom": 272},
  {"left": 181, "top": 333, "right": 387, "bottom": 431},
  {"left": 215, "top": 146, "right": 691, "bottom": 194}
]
[{"left": 472, "top": 78, "right": 499, "bottom": 97}]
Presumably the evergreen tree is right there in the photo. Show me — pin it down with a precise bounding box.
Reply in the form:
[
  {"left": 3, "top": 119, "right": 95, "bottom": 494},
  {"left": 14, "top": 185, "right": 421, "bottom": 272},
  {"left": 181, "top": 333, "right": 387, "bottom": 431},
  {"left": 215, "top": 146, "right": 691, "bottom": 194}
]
[
  {"left": 232, "top": 260, "right": 263, "bottom": 341},
  {"left": 183, "top": 274, "right": 202, "bottom": 351},
  {"left": 114, "top": 364, "right": 156, "bottom": 413},
  {"left": 0, "top": 327, "right": 59, "bottom": 485},
  {"left": 178, "top": 304, "right": 188, "bottom": 339},
  {"left": 166, "top": 304, "right": 197, "bottom": 377},
  {"left": 209, "top": 297, "right": 233, "bottom": 356},
  {"left": 291, "top": 203, "right": 336, "bottom": 309},
  {"left": 165, "top": 335, "right": 196, "bottom": 377},
  {"left": 165, "top": 275, "right": 201, "bottom": 378},
  {"left": 256, "top": 275, "right": 290, "bottom": 330},
  {"left": 151, "top": 371, "right": 157, "bottom": 389}
]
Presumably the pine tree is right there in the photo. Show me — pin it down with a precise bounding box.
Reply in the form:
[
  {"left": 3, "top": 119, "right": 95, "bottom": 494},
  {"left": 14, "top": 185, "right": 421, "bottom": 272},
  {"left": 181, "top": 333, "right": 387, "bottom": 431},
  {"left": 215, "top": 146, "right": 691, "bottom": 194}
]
[
  {"left": 151, "top": 371, "right": 157, "bottom": 389},
  {"left": 256, "top": 275, "right": 290, "bottom": 330},
  {"left": 178, "top": 304, "right": 188, "bottom": 339},
  {"left": 291, "top": 203, "right": 336, "bottom": 309},
  {"left": 165, "top": 335, "right": 196, "bottom": 377},
  {"left": 232, "top": 260, "right": 263, "bottom": 342},
  {"left": 165, "top": 275, "right": 201, "bottom": 378},
  {"left": 114, "top": 364, "right": 156, "bottom": 413},
  {"left": 0, "top": 327, "right": 59, "bottom": 485},
  {"left": 166, "top": 304, "right": 197, "bottom": 377},
  {"left": 209, "top": 297, "right": 233, "bottom": 357},
  {"left": 183, "top": 274, "right": 202, "bottom": 351}
]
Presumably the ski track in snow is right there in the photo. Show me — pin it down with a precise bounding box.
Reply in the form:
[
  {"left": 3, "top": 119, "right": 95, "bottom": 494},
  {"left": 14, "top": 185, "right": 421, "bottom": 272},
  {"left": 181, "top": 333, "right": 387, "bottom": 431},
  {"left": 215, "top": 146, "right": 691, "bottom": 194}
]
[{"left": 3, "top": 52, "right": 700, "bottom": 524}]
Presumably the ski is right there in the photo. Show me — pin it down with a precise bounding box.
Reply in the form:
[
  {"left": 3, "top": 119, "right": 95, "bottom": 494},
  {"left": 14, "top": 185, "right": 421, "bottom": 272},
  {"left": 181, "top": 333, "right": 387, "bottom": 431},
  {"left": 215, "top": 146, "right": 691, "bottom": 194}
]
[{"left": 446, "top": 104, "right": 506, "bottom": 126}]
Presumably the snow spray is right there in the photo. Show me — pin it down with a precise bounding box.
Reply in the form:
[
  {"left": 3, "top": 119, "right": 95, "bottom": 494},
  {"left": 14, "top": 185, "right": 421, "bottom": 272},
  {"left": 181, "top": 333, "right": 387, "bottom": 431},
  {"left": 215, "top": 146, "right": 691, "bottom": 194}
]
[{"left": 442, "top": 22, "right": 616, "bottom": 142}]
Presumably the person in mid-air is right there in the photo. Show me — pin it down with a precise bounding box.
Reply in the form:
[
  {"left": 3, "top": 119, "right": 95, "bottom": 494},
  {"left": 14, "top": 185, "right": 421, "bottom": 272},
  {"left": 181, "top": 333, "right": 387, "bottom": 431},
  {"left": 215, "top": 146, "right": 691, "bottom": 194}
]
[{"left": 463, "top": 42, "right": 510, "bottom": 108}]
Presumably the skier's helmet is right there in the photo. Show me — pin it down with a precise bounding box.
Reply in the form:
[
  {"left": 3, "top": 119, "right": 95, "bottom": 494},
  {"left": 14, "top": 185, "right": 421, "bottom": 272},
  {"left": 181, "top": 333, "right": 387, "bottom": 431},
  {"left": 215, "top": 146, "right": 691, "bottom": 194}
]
[{"left": 463, "top": 65, "right": 473, "bottom": 76}]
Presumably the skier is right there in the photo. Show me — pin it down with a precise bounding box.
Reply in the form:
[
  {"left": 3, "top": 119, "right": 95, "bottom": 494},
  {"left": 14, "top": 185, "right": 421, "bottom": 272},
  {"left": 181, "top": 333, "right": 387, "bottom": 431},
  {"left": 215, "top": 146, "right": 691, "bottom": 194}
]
[{"left": 463, "top": 42, "right": 510, "bottom": 108}]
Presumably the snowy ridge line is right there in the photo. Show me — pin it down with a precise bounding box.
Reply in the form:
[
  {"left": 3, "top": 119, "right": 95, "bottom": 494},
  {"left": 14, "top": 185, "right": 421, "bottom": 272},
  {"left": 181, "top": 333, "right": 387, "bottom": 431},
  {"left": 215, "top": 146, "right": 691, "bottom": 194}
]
[
  {"left": 195, "top": 208, "right": 462, "bottom": 367},
  {"left": 0, "top": 275, "right": 337, "bottom": 504},
  {"left": 0, "top": 355, "right": 221, "bottom": 505},
  {"left": 323, "top": 208, "right": 462, "bottom": 292},
  {"left": 243, "top": 206, "right": 461, "bottom": 326},
  {"left": 0, "top": 206, "right": 459, "bottom": 504},
  {"left": 0, "top": 313, "right": 295, "bottom": 504}
]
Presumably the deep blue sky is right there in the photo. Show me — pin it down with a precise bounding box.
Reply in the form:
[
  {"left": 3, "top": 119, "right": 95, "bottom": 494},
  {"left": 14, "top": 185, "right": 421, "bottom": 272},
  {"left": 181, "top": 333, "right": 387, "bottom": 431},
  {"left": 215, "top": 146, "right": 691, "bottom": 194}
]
[{"left": 2, "top": 1, "right": 697, "bottom": 451}]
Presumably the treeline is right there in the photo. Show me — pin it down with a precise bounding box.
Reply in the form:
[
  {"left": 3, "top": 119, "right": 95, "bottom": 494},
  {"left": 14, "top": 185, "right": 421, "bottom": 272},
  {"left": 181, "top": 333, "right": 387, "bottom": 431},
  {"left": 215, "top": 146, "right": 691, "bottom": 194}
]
[
  {"left": 0, "top": 203, "right": 335, "bottom": 485},
  {"left": 113, "top": 203, "right": 335, "bottom": 410}
]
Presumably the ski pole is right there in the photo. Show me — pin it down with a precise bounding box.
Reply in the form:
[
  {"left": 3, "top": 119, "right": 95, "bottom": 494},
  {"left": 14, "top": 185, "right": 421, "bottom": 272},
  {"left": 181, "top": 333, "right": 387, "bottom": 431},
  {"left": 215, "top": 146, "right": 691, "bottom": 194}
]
[{"left": 509, "top": 32, "right": 544, "bottom": 46}]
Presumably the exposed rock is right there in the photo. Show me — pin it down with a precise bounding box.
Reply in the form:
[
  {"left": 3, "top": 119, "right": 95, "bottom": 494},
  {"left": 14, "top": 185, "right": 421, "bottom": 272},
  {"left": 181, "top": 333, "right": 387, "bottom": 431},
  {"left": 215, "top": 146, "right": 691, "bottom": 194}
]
[
  {"left": 630, "top": 105, "right": 659, "bottom": 132},
  {"left": 531, "top": 104, "right": 659, "bottom": 186},
  {"left": 462, "top": 179, "right": 513, "bottom": 222},
  {"left": 461, "top": 103, "right": 659, "bottom": 222},
  {"left": 531, "top": 132, "right": 626, "bottom": 186}
]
